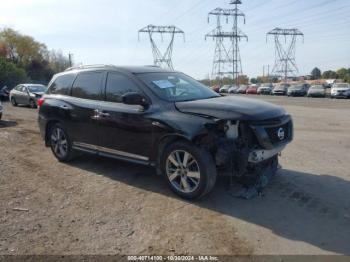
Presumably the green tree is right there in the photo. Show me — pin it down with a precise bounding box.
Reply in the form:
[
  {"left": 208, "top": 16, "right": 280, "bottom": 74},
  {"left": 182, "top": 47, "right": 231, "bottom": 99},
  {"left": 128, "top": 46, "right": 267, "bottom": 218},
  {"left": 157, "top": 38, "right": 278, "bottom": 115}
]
[
  {"left": 0, "top": 28, "right": 47, "bottom": 67},
  {"left": 0, "top": 57, "right": 27, "bottom": 88},
  {"left": 322, "top": 70, "right": 338, "bottom": 79},
  {"left": 0, "top": 28, "right": 70, "bottom": 83},
  {"left": 311, "top": 67, "right": 322, "bottom": 80},
  {"left": 336, "top": 68, "right": 348, "bottom": 80}
]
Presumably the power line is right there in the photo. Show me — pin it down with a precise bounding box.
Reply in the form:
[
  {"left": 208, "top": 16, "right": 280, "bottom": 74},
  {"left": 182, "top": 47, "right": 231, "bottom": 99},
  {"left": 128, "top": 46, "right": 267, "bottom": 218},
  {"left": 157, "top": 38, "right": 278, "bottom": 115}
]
[
  {"left": 267, "top": 28, "right": 304, "bottom": 82},
  {"left": 138, "top": 25, "right": 185, "bottom": 70}
]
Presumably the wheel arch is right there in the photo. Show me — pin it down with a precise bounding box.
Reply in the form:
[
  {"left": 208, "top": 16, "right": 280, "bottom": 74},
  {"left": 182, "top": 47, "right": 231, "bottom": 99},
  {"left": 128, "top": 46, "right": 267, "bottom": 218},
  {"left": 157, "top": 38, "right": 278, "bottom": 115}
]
[{"left": 45, "top": 120, "right": 62, "bottom": 146}]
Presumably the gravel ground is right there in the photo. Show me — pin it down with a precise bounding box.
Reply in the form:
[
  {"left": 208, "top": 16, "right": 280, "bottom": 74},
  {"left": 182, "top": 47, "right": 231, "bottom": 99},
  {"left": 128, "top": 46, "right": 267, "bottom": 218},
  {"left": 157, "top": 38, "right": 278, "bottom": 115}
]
[{"left": 0, "top": 96, "right": 349, "bottom": 255}]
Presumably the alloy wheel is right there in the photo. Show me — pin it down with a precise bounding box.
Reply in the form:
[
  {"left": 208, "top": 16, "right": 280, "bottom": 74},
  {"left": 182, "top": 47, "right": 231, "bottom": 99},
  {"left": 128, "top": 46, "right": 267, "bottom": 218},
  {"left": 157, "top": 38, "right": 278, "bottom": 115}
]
[
  {"left": 166, "top": 150, "right": 201, "bottom": 193},
  {"left": 51, "top": 127, "right": 68, "bottom": 158}
]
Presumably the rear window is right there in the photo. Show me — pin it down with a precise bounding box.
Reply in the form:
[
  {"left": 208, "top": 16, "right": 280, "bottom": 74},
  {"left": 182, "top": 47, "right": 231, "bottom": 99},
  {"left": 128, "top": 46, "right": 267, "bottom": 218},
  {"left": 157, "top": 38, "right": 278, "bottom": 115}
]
[
  {"left": 71, "top": 72, "right": 103, "bottom": 100},
  {"left": 48, "top": 74, "right": 75, "bottom": 95}
]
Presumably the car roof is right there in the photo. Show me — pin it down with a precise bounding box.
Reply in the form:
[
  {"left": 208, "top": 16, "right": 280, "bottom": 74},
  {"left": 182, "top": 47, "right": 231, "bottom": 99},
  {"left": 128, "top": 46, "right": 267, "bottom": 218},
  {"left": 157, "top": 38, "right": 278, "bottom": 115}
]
[{"left": 64, "top": 65, "right": 174, "bottom": 74}]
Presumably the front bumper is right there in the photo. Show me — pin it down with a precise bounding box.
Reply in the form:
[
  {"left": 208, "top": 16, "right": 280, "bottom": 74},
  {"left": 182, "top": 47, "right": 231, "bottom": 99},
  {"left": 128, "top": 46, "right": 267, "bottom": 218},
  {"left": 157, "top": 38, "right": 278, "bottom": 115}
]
[
  {"left": 288, "top": 91, "right": 306, "bottom": 96},
  {"left": 331, "top": 93, "right": 349, "bottom": 98},
  {"left": 258, "top": 90, "right": 272, "bottom": 95},
  {"left": 248, "top": 144, "right": 285, "bottom": 163}
]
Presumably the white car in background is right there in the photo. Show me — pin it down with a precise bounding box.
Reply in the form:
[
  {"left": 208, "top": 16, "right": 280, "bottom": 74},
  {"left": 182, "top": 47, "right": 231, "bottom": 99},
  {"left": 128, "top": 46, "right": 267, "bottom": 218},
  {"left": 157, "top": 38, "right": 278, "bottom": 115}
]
[
  {"left": 331, "top": 83, "right": 350, "bottom": 98},
  {"left": 219, "top": 85, "right": 231, "bottom": 93},
  {"left": 257, "top": 83, "right": 274, "bottom": 95},
  {"left": 228, "top": 85, "right": 239, "bottom": 94}
]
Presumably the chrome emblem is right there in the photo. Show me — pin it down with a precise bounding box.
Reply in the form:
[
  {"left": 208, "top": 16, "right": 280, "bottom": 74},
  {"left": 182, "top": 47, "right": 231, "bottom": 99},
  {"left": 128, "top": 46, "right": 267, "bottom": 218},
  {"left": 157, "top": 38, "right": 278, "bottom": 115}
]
[{"left": 277, "top": 127, "right": 285, "bottom": 141}]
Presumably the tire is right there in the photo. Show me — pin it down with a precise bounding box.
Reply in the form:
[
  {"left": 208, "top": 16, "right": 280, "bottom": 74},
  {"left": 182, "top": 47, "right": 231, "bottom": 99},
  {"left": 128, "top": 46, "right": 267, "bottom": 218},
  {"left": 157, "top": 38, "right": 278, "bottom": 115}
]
[
  {"left": 29, "top": 99, "right": 37, "bottom": 109},
  {"left": 11, "top": 97, "right": 17, "bottom": 106},
  {"left": 161, "top": 141, "right": 217, "bottom": 200},
  {"left": 49, "top": 123, "right": 75, "bottom": 162}
]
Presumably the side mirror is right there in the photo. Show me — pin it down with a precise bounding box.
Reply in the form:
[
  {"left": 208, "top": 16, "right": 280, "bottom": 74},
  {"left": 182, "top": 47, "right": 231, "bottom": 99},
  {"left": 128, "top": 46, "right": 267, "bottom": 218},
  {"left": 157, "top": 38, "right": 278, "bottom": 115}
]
[{"left": 122, "top": 92, "right": 149, "bottom": 109}]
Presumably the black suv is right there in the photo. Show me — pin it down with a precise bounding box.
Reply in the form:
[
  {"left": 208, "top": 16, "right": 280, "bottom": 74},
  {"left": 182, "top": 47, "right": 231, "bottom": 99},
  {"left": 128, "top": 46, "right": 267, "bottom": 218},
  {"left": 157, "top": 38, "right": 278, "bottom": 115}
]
[{"left": 38, "top": 65, "right": 293, "bottom": 199}]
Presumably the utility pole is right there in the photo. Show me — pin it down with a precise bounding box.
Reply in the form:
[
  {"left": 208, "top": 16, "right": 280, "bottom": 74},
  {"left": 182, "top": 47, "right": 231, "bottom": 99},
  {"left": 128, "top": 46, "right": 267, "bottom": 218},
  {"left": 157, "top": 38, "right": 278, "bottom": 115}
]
[
  {"left": 267, "top": 28, "right": 304, "bottom": 84},
  {"left": 205, "top": 1, "right": 247, "bottom": 86},
  {"left": 68, "top": 53, "right": 73, "bottom": 67},
  {"left": 138, "top": 25, "right": 185, "bottom": 70}
]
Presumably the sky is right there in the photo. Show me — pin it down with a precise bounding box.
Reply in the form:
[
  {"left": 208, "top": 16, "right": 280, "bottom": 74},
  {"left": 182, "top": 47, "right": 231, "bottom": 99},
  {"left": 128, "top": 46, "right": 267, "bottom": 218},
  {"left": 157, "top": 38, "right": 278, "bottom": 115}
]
[{"left": 1, "top": 0, "right": 350, "bottom": 79}]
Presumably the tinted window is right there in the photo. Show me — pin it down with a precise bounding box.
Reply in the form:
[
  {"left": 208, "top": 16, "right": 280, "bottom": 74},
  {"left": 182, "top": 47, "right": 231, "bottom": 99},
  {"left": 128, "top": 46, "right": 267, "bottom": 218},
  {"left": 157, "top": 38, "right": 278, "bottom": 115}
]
[
  {"left": 28, "top": 85, "right": 46, "bottom": 93},
  {"left": 49, "top": 74, "right": 75, "bottom": 95},
  {"left": 105, "top": 73, "right": 140, "bottom": 103},
  {"left": 72, "top": 72, "right": 103, "bottom": 100}
]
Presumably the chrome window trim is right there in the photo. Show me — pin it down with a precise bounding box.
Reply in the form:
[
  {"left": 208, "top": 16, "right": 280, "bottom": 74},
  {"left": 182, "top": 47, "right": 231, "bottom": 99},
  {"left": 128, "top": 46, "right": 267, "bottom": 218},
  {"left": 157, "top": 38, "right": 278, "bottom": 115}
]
[{"left": 73, "top": 142, "right": 149, "bottom": 161}]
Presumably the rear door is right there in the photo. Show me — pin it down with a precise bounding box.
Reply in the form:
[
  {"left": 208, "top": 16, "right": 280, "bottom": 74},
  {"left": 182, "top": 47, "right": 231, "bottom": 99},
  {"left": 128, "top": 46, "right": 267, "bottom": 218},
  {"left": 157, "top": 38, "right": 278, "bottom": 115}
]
[
  {"left": 68, "top": 71, "right": 105, "bottom": 147},
  {"left": 97, "top": 71, "right": 154, "bottom": 162},
  {"left": 13, "top": 85, "right": 25, "bottom": 104}
]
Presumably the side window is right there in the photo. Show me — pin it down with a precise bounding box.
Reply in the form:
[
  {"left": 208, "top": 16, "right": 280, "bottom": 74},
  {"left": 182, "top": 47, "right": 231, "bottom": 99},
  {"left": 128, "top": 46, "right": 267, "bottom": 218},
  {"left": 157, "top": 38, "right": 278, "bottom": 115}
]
[
  {"left": 71, "top": 72, "right": 103, "bottom": 100},
  {"left": 49, "top": 74, "right": 75, "bottom": 95},
  {"left": 105, "top": 73, "right": 140, "bottom": 103}
]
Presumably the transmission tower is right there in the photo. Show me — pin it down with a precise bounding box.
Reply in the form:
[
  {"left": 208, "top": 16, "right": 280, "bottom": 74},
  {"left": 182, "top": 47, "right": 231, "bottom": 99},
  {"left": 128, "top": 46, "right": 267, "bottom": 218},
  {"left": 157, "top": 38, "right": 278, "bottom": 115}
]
[
  {"left": 267, "top": 28, "right": 304, "bottom": 83},
  {"left": 205, "top": 1, "right": 247, "bottom": 86},
  {"left": 138, "top": 25, "right": 185, "bottom": 70}
]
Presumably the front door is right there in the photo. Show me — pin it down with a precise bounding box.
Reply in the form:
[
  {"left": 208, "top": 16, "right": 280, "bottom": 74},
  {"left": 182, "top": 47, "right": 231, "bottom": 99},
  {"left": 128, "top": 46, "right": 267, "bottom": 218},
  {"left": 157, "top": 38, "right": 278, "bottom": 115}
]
[{"left": 97, "top": 72, "right": 154, "bottom": 163}]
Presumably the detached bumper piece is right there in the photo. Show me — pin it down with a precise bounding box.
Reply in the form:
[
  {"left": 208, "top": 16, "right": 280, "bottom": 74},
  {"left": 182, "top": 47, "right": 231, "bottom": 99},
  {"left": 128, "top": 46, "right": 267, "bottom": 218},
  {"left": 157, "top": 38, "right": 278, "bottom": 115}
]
[
  {"left": 232, "top": 156, "right": 279, "bottom": 199},
  {"left": 248, "top": 144, "right": 285, "bottom": 163},
  {"left": 226, "top": 115, "right": 293, "bottom": 199}
]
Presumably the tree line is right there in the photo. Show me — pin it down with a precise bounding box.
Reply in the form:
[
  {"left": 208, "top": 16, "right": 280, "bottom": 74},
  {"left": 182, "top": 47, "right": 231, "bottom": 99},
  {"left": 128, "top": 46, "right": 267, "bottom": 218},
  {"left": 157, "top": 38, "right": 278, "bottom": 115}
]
[{"left": 0, "top": 28, "right": 71, "bottom": 88}]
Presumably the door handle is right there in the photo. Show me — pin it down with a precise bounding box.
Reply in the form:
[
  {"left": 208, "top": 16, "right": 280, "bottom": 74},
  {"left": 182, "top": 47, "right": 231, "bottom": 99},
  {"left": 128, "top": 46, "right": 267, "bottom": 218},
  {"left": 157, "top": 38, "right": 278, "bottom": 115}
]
[{"left": 60, "top": 105, "right": 69, "bottom": 110}]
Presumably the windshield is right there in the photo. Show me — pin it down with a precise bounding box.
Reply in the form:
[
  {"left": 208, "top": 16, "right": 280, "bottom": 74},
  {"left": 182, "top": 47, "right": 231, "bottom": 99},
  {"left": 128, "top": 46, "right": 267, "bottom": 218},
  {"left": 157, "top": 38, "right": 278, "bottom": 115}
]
[
  {"left": 290, "top": 85, "right": 303, "bottom": 90},
  {"left": 136, "top": 72, "right": 220, "bottom": 102},
  {"left": 27, "top": 85, "right": 46, "bottom": 93},
  {"left": 334, "top": 84, "right": 349, "bottom": 88},
  {"left": 261, "top": 84, "right": 272, "bottom": 87}
]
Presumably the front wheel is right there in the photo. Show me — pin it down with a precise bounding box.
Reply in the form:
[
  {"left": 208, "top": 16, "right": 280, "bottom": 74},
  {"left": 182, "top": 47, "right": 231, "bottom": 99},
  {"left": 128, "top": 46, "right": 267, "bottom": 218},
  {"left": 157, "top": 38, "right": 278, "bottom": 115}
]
[
  {"left": 49, "top": 123, "right": 75, "bottom": 162},
  {"left": 161, "top": 141, "right": 217, "bottom": 200},
  {"left": 11, "top": 97, "right": 17, "bottom": 106}
]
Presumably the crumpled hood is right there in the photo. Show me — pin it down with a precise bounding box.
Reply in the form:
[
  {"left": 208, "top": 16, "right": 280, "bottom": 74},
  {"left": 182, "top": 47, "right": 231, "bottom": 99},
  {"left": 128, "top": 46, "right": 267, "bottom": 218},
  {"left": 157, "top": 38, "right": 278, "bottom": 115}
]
[{"left": 176, "top": 96, "right": 286, "bottom": 121}]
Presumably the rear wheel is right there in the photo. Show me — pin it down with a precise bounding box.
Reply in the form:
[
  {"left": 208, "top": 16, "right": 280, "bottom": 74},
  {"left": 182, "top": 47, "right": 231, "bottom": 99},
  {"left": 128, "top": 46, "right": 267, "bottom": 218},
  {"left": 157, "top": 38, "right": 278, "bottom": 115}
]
[
  {"left": 161, "top": 141, "right": 217, "bottom": 200},
  {"left": 49, "top": 123, "right": 74, "bottom": 162},
  {"left": 11, "top": 97, "right": 17, "bottom": 106}
]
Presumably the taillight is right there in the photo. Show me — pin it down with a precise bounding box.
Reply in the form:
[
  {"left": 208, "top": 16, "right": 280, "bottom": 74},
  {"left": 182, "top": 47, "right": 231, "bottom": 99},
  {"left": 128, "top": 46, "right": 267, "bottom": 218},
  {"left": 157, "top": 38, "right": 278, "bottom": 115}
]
[{"left": 37, "top": 98, "right": 45, "bottom": 108}]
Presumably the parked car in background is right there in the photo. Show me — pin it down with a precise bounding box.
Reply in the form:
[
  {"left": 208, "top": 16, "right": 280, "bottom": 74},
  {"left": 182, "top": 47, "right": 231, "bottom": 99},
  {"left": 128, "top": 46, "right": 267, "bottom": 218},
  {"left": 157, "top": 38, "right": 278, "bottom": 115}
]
[
  {"left": 307, "top": 85, "right": 326, "bottom": 98},
  {"left": 10, "top": 84, "right": 47, "bottom": 108},
  {"left": 0, "top": 86, "right": 10, "bottom": 101},
  {"left": 228, "top": 85, "right": 239, "bottom": 94},
  {"left": 38, "top": 65, "right": 293, "bottom": 199},
  {"left": 211, "top": 85, "right": 220, "bottom": 93},
  {"left": 257, "top": 83, "right": 273, "bottom": 95},
  {"left": 287, "top": 84, "right": 309, "bottom": 97},
  {"left": 331, "top": 83, "right": 350, "bottom": 98},
  {"left": 237, "top": 85, "right": 248, "bottom": 94},
  {"left": 0, "top": 100, "right": 3, "bottom": 120},
  {"left": 272, "top": 84, "right": 290, "bottom": 96},
  {"left": 246, "top": 85, "right": 258, "bottom": 95},
  {"left": 219, "top": 85, "right": 231, "bottom": 94}
]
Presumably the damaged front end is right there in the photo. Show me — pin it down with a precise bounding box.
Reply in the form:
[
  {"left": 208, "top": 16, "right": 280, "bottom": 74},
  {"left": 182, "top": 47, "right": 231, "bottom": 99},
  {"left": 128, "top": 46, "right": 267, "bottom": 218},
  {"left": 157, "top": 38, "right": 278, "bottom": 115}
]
[{"left": 199, "top": 114, "right": 294, "bottom": 198}]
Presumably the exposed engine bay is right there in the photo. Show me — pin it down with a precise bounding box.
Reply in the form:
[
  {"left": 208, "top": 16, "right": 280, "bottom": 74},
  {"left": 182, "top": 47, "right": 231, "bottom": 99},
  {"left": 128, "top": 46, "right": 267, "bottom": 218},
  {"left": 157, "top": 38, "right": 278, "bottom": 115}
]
[{"left": 198, "top": 115, "right": 293, "bottom": 199}]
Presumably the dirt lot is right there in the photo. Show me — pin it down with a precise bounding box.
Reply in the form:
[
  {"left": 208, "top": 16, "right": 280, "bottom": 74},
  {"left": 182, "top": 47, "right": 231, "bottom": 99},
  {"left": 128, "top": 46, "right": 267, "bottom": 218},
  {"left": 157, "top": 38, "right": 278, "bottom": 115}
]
[{"left": 0, "top": 96, "right": 350, "bottom": 255}]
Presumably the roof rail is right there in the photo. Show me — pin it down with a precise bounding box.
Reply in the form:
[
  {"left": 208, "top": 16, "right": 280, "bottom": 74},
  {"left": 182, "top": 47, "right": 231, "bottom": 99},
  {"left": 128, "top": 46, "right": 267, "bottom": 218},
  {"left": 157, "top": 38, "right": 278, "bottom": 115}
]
[{"left": 64, "top": 64, "right": 116, "bottom": 71}]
